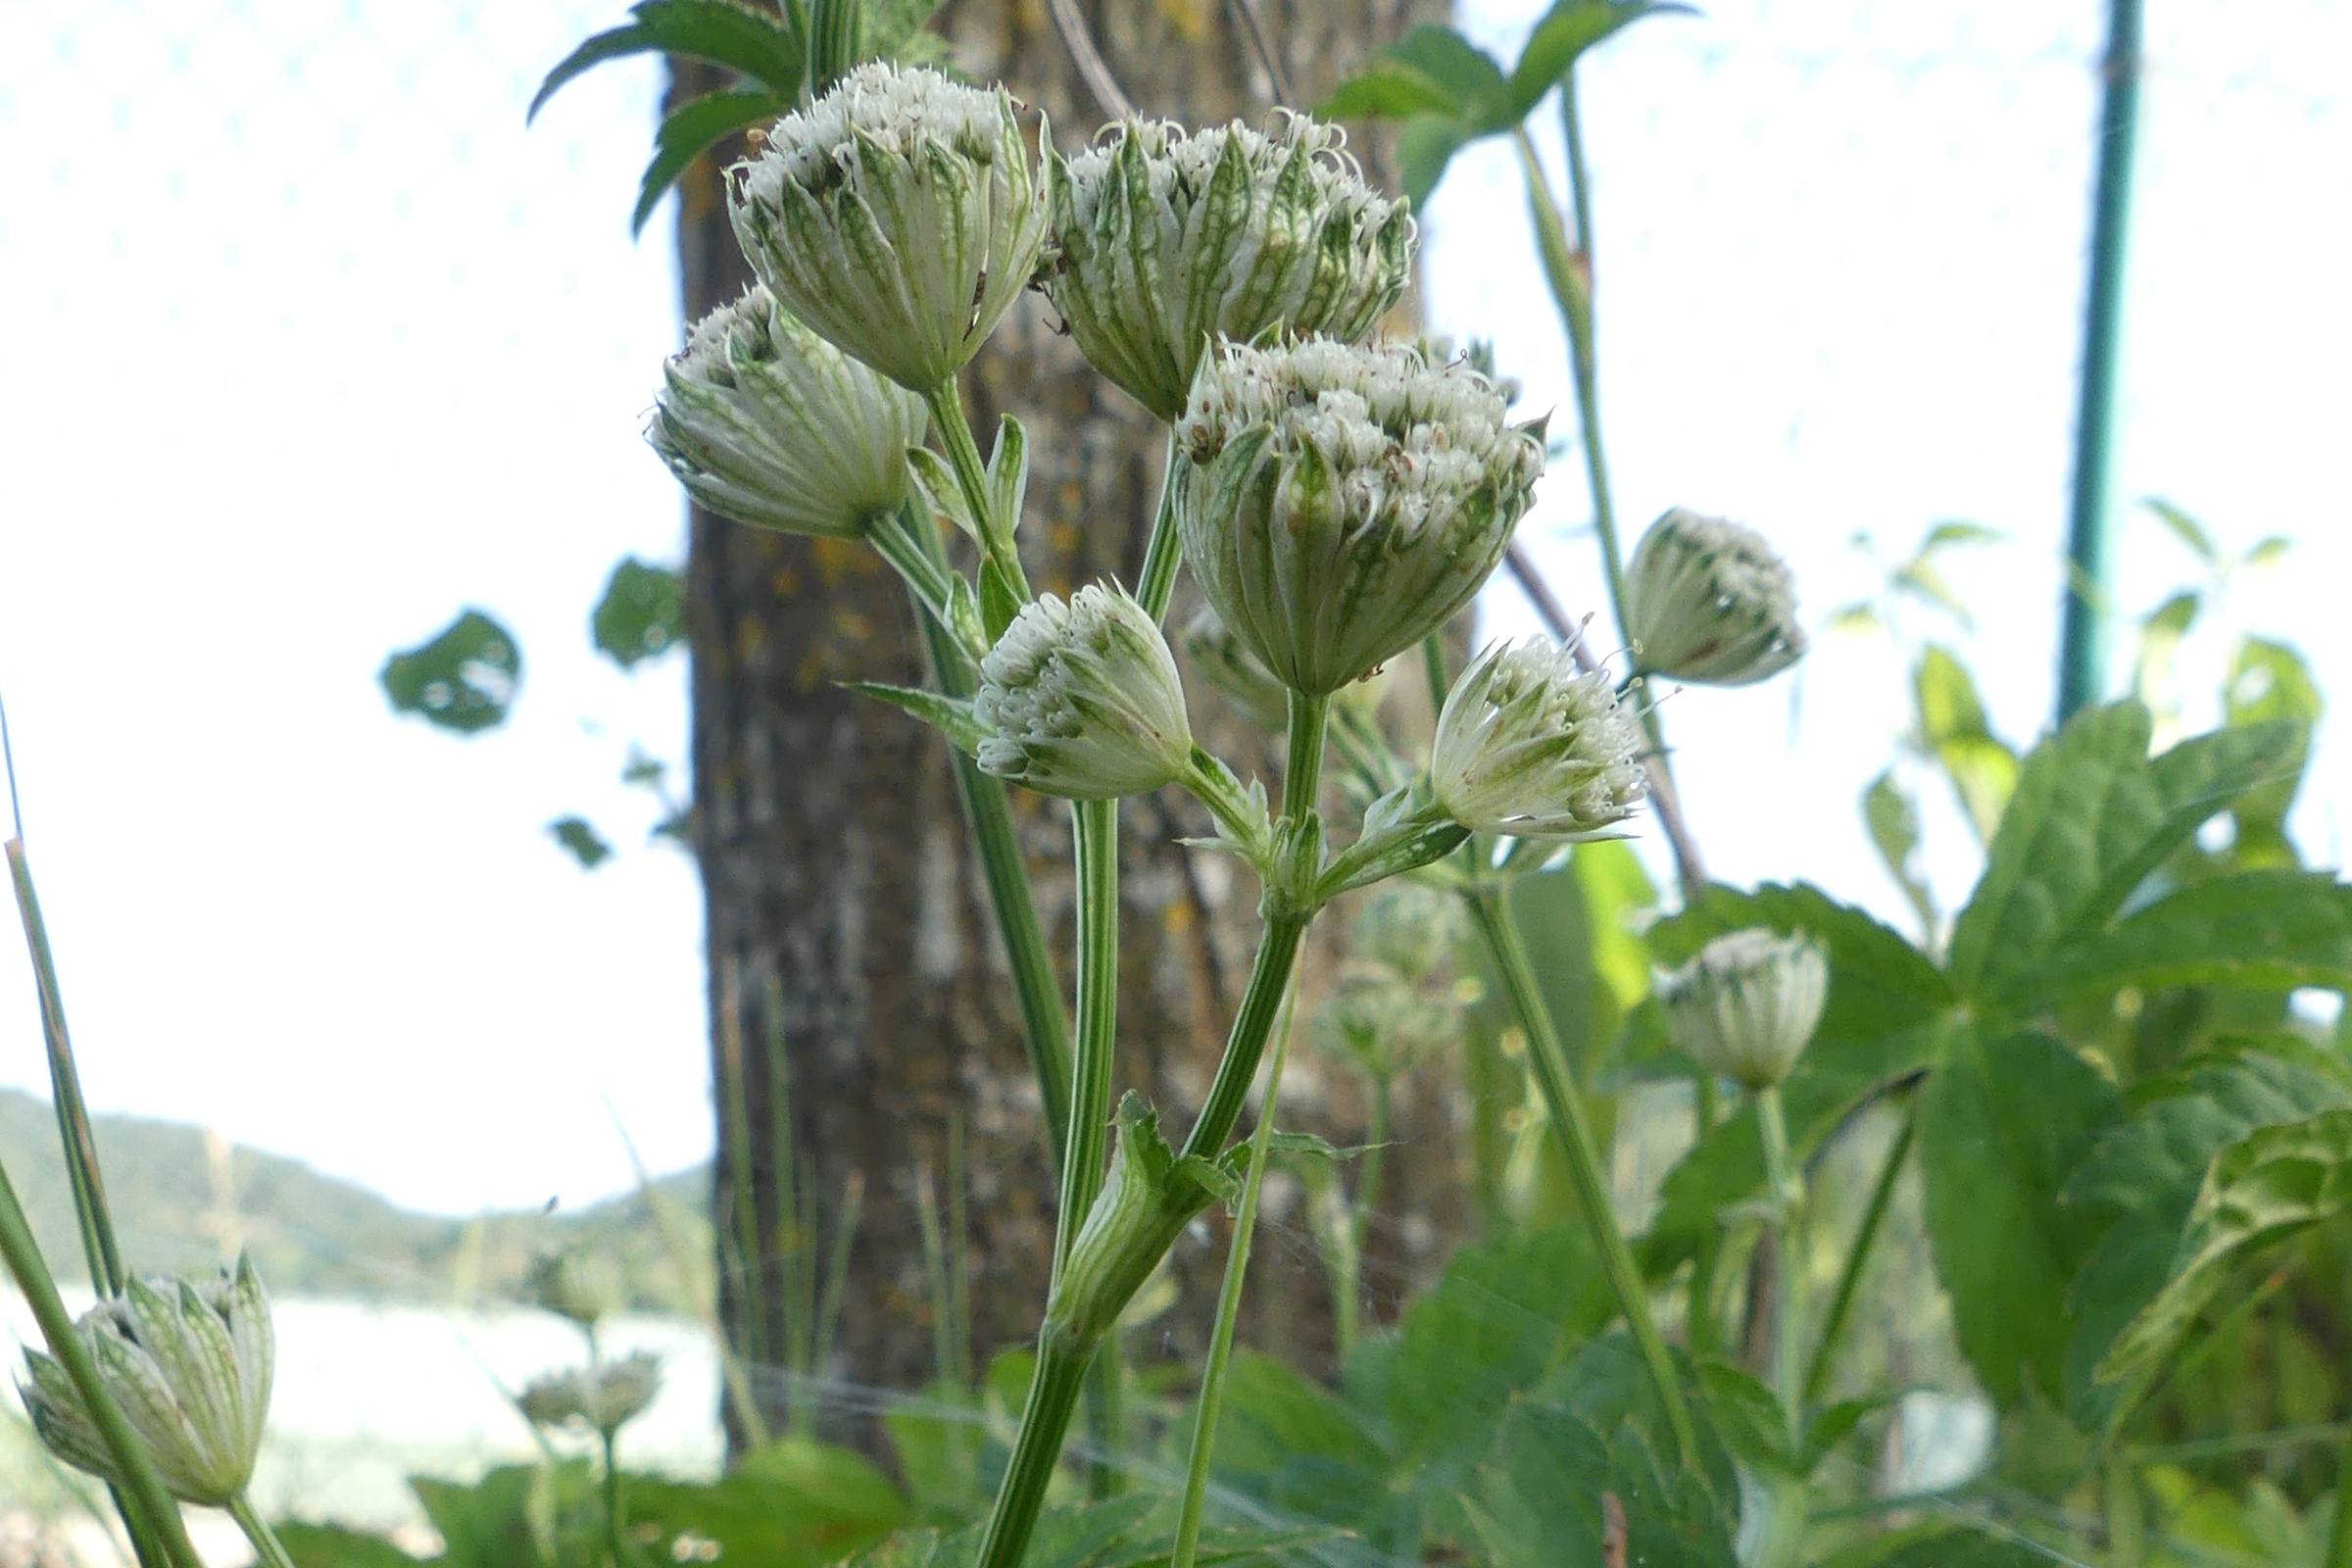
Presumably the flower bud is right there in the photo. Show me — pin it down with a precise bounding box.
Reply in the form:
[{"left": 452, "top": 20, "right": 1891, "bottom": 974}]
[
  {"left": 529, "top": 1248, "right": 625, "bottom": 1329},
  {"left": 20, "top": 1255, "right": 273, "bottom": 1506},
  {"left": 1348, "top": 880, "right": 1465, "bottom": 985},
  {"left": 975, "top": 584, "right": 1195, "bottom": 799},
  {"left": 1314, "top": 964, "right": 1454, "bottom": 1080},
  {"left": 1180, "top": 607, "right": 1291, "bottom": 731},
  {"left": 1176, "top": 339, "right": 1543, "bottom": 696},
  {"left": 648, "top": 284, "right": 927, "bottom": 538},
  {"left": 1430, "top": 639, "right": 1647, "bottom": 839},
  {"left": 1654, "top": 928, "right": 1830, "bottom": 1090},
  {"left": 728, "top": 64, "right": 1048, "bottom": 391},
  {"left": 1623, "top": 509, "right": 1806, "bottom": 686},
  {"left": 1045, "top": 115, "right": 1414, "bottom": 420}
]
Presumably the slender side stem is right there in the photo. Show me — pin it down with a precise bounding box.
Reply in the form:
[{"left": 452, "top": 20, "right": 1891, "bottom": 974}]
[
  {"left": 1803, "top": 1099, "right": 1916, "bottom": 1403},
  {"left": 717, "top": 971, "right": 770, "bottom": 1375},
  {"left": 1687, "top": 1073, "right": 1724, "bottom": 1358},
  {"left": 8, "top": 839, "right": 125, "bottom": 1295},
  {"left": 900, "top": 503, "right": 1074, "bottom": 1166},
  {"left": 923, "top": 381, "right": 1032, "bottom": 611},
  {"left": 1465, "top": 887, "right": 1698, "bottom": 1462},
  {"left": 1335, "top": 1073, "right": 1392, "bottom": 1363},
  {"left": 1064, "top": 796, "right": 1123, "bottom": 1495},
  {"left": 0, "top": 1161, "right": 206, "bottom": 1568},
  {"left": 1756, "top": 1086, "right": 1804, "bottom": 1455},
  {"left": 2328, "top": 1425, "right": 2352, "bottom": 1568},
  {"left": 228, "top": 1494, "right": 300, "bottom": 1568},
  {"left": 1172, "top": 981, "right": 1301, "bottom": 1568},
  {"left": 1134, "top": 432, "right": 1184, "bottom": 621},
  {"left": 2057, "top": 0, "right": 2143, "bottom": 723},
  {"left": 2106, "top": 1454, "right": 2144, "bottom": 1568},
  {"left": 601, "top": 1429, "right": 629, "bottom": 1568}
]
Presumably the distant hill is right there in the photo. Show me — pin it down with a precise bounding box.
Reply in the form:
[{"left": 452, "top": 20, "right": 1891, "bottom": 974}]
[{"left": 0, "top": 1089, "right": 713, "bottom": 1314}]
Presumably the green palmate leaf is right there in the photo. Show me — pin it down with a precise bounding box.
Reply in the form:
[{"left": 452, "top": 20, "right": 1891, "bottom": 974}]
[
  {"left": 1210, "top": 1349, "right": 1400, "bottom": 1546},
  {"left": 2098, "top": 1106, "right": 2352, "bottom": 1384},
  {"left": 547, "top": 815, "right": 612, "bottom": 868},
  {"left": 1467, "top": 1339, "right": 1739, "bottom": 1568},
  {"left": 1645, "top": 885, "right": 1955, "bottom": 1268},
  {"left": 627, "top": 1436, "right": 907, "bottom": 1565},
  {"left": 2058, "top": 1038, "right": 2352, "bottom": 1421},
  {"left": 1992, "top": 869, "right": 2352, "bottom": 1014},
  {"left": 1318, "top": 67, "right": 1464, "bottom": 122},
  {"left": 846, "top": 682, "right": 982, "bottom": 756},
  {"left": 274, "top": 1522, "right": 420, "bottom": 1568},
  {"left": 591, "top": 556, "right": 685, "bottom": 667},
  {"left": 1947, "top": 701, "right": 2301, "bottom": 1003},
  {"left": 1382, "top": 24, "right": 1512, "bottom": 124},
  {"left": 635, "top": 88, "right": 788, "bottom": 234},
  {"left": 1918, "top": 1029, "right": 2122, "bottom": 1407},
  {"left": 380, "top": 609, "right": 521, "bottom": 734},
  {"left": 1507, "top": 0, "right": 1691, "bottom": 119},
  {"left": 1395, "top": 113, "right": 1471, "bottom": 211},
  {"left": 530, "top": 0, "right": 806, "bottom": 122},
  {"left": 1819, "top": 1529, "right": 2051, "bottom": 1568},
  {"left": 1913, "top": 645, "right": 2016, "bottom": 843}
]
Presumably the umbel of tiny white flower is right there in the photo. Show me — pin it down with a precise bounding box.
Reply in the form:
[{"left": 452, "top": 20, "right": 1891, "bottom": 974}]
[
  {"left": 20, "top": 1254, "right": 273, "bottom": 1506},
  {"left": 1045, "top": 114, "right": 1414, "bottom": 420},
  {"left": 1176, "top": 338, "right": 1544, "bottom": 697},
  {"left": 1430, "top": 639, "right": 1648, "bottom": 839},
  {"left": 1654, "top": 927, "right": 1830, "bottom": 1090},
  {"left": 517, "top": 1353, "right": 662, "bottom": 1439},
  {"left": 728, "top": 63, "right": 1049, "bottom": 392},
  {"left": 1622, "top": 508, "right": 1807, "bottom": 686},
  {"left": 975, "top": 583, "right": 1195, "bottom": 799},
  {"left": 648, "top": 284, "right": 927, "bottom": 538}
]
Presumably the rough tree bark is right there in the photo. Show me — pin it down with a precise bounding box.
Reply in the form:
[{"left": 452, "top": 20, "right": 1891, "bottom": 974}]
[{"left": 676, "top": 0, "right": 1450, "bottom": 1451}]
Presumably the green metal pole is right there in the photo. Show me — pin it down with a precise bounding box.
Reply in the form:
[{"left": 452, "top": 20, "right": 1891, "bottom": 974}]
[{"left": 2056, "top": 0, "right": 2142, "bottom": 722}]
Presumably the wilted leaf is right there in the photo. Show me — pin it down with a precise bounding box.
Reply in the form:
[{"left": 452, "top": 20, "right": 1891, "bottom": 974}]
[{"left": 380, "top": 610, "right": 521, "bottom": 734}]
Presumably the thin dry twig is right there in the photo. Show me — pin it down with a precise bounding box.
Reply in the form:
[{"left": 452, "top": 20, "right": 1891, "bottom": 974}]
[
  {"left": 1223, "top": 0, "right": 1294, "bottom": 106},
  {"left": 1045, "top": 0, "right": 1135, "bottom": 122},
  {"left": 1503, "top": 542, "right": 1709, "bottom": 899}
]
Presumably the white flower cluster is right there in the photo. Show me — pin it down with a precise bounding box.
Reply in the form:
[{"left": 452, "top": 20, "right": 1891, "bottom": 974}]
[
  {"left": 1048, "top": 115, "right": 1413, "bottom": 418},
  {"left": 1176, "top": 338, "right": 1544, "bottom": 696},
  {"left": 517, "top": 1353, "right": 663, "bottom": 1438},
  {"left": 976, "top": 584, "right": 1195, "bottom": 800},
  {"left": 1623, "top": 508, "right": 1806, "bottom": 686},
  {"left": 23, "top": 1256, "right": 274, "bottom": 1506},
  {"left": 1654, "top": 927, "right": 1830, "bottom": 1090},
  {"left": 649, "top": 284, "right": 926, "bottom": 538},
  {"left": 728, "top": 64, "right": 1046, "bottom": 391},
  {"left": 1431, "top": 639, "right": 1647, "bottom": 839}
]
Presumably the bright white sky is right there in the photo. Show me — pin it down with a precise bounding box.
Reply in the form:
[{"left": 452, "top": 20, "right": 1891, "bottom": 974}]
[{"left": 0, "top": 0, "right": 2345, "bottom": 1215}]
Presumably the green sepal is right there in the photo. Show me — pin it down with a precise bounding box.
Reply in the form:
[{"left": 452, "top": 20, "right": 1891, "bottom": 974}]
[
  {"left": 845, "top": 682, "right": 982, "bottom": 755},
  {"left": 906, "top": 446, "right": 982, "bottom": 545},
  {"left": 978, "top": 555, "right": 1025, "bottom": 643},
  {"left": 985, "top": 414, "right": 1029, "bottom": 550}
]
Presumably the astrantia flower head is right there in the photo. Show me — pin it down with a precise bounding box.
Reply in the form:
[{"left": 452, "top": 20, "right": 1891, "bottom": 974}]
[
  {"left": 1181, "top": 607, "right": 1291, "bottom": 731},
  {"left": 648, "top": 284, "right": 927, "bottom": 537},
  {"left": 516, "top": 1353, "right": 662, "bottom": 1438},
  {"left": 975, "top": 583, "right": 1195, "bottom": 799},
  {"left": 728, "top": 64, "right": 1048, "bottom": 390},
  {"left": 1654, "top": 927, "right": 1829, "bottom": 1090},
  {"left": 1430, "top": 639, "right": 1646, "bottom": 839},
  {"left": 21, "top": 1255, "right": 273, "bottom": 1506},
  {"left": 1623, "top": 508, "right": 1806, "bottom": 686},
  {"left": 1176, "top": 338, "right": 1544, "bottom": 696},
  {"left": 1046, "top": 115, "right": 1414, "bottom": 419}
]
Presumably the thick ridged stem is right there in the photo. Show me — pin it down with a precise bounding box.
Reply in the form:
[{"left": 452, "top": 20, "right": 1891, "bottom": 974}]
[
  {"left": 1465, "top": 886, "right": 1698, "bottom": 1462},
  {"left": 974, "top": 1335, "right": 1095, "bottom": 1568},
  {"left": 1756, "top": 1085, "right": 1805, "bottom": 1455},
  {"left": 897, "top": 505, "right": 1074, "bottom": 1167},
  {"left": 1065, "top": 795, "right": 1124, "bottom": 1496}
]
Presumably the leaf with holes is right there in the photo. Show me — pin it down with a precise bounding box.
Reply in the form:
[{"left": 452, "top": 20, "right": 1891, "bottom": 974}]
[
  {"left": 592, "top": 557, "right": 685, "bottom": 668},
  {"left": 380, "top": 610, "right": 521, "bottom": 734}
]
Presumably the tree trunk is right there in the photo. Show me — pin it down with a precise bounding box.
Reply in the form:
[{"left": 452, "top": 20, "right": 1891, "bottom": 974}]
[{"left": 676, "top": 0, "right": 1447, "bottom": 1454}]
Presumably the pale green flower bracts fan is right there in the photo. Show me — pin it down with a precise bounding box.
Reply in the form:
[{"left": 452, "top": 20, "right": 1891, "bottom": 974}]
[
  {"left": 976, "top": 583, "right": 1195, "bottom": 800},
  {"left": 648, "top": 284, "right": 928, "bottom": 538},
  {"left": 728, "top": 63, "right": 1049, "bottom": 392},
  {"left": 1175, "top": 339, "right": 1544, "bottom": 697},
  {"left": 1045, "top": 115, "right": 1414, "bottom": 420},
  {"left": 20, "top": 1254, "right": 274, "bottom": 1507},
  {"left": 1654, "top": 927, "right": 1830, "bottom": 1090},
  {"left": 1431, "top": 638, "right": 1648, "bottom": 839},
  {"left": 1623, "top": 508, "right": 1807, "bottom": 686}
]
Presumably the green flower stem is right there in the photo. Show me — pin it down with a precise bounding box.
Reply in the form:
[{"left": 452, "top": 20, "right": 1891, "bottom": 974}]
[
  {"left": 0, "top": 1159, "right": 205, "bottom": 1568},
  {"left": 229, "top": 1494, "right": 301, "bottom": 1568},
  {"left": 898, "top": 503, "right": 1075, "bottom": 1169},
  {"left": 1463, "top": 885, "right": 1698, "bottom": 1463},
  {"left": 1687, "top": 1076, "right": 1725, "bottom": 1359},
  {"left": 923, "top": 379, "right": 1032, "bottom": 611},
  {"left": 975, "top": 694, "right": 1331, "bottom": 1568},
  {"left": 1065, "top": 795, "right": 1124, "bottom": 1498},
  {"left": 8, "top": 839, "right": 125, "bottom": 1296},
  {"left": 1803, "top": 1098, "right": 1917, "bottom": 1404},
  {"left": 1756, "top": 1085, "right": 1805, "bottom": 1454},
  {"left": 1172, "top": 980, "right": 1300, "bottom": 1568},
  {"left": 2328, "top": 1427, "right": 2352, "bottom": 1568},
  {"left": 1134, "top": 431, "right": 1184, "bottom": 620},
  {"left": 601, "top": 1429, "right": 630, "bottom": 1568}
]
